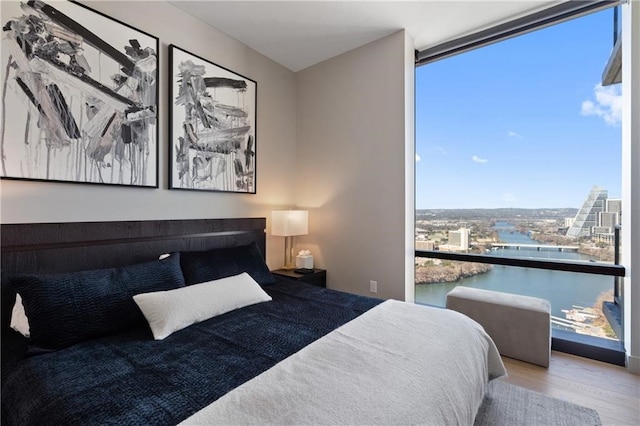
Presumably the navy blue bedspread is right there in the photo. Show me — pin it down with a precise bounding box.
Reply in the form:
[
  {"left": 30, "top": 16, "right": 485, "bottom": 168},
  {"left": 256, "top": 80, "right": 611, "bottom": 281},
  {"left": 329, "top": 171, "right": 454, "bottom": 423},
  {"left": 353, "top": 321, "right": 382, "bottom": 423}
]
[{"left": 1, "top": 279, "right": 382, "bottom": 425}]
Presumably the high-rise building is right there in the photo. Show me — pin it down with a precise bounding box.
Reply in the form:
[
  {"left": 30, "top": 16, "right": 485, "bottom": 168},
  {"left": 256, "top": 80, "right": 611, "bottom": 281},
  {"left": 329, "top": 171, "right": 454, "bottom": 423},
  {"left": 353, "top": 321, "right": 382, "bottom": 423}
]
[
  {"left": 566, "top": 186, "right": 608, "bottom": 238},
  {"left": 606, "top": 198, "right": 622, "bottom": 214},
  {"left": 598, "top": 211, "right": 619, "bottom": 229},
  {"left": 448, "top": 228, "right": 469, "bottom": 251},
  {"left": 602, "top": 198, "right": 622, "bottom": 233}
]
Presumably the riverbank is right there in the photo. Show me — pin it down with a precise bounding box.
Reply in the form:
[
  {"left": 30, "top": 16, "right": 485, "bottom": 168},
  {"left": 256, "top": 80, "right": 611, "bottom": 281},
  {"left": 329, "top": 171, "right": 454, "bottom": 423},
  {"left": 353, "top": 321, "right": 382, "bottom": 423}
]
[
  {"left": 590, "top": 289, "right": 617, "bottom": 339},
  {"left": 528, "top": 231, "right": 615, "bottom": 262},
  {"left": 415, "top": 259, "right": 493, "bottom": 284},
  {"left": 555, "top": 289, "right": 617, "bottom": 340}
]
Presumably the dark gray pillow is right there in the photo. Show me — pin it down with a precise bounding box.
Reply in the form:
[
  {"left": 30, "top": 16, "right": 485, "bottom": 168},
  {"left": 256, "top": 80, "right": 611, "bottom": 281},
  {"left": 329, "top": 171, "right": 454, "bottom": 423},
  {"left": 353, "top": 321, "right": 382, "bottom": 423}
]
[
  {"left": 180, "top": 241, "right": 276, "bottom": 286},
  {"left": 11, "top": 254, "right": 185, "bottom": 351}
]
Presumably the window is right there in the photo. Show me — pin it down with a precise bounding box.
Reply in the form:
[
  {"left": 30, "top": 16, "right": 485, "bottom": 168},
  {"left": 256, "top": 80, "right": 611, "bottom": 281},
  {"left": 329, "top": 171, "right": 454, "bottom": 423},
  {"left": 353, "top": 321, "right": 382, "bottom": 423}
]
[{"left": 415, "top": 3, "right": 625, "bottom": 364}]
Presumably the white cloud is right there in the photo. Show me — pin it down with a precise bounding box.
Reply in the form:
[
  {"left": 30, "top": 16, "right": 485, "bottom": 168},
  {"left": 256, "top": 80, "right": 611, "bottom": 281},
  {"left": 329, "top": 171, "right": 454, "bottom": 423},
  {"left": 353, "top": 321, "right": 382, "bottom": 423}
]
[
  {"left": 581, "top": 84, "right": 622, "bottom": 126},
  {"left": 508, "top": 130, "right": 522, "bottom": 138},
  {"left": 472, "top": 155, "right": 488, "bottom": 163},
  {"left": 416, "top": 153, "right": 421, "bottom": 162}
]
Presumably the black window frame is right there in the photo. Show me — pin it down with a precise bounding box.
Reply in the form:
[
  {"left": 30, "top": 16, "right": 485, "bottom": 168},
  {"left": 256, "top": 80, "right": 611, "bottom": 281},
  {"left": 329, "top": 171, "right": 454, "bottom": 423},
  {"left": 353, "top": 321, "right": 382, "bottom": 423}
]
[{"left": 414, "top": 0, "right": 625, "bottom": 365}]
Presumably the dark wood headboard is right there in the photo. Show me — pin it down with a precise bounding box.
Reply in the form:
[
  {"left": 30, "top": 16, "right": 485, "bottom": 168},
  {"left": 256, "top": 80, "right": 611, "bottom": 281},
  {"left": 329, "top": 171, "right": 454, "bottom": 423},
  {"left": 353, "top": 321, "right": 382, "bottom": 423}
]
[
  {"left": 1, "top": 218, "right": 266, "bottom": 277},
  {"left": 0, "top": 217, "right": 266, "bottom": 333}
]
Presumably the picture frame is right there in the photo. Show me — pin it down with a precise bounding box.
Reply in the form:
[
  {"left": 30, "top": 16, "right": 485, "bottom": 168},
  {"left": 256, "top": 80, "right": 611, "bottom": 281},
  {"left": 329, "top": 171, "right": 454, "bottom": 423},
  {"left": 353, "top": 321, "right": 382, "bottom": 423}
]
[
  {"left": 169, "top": 44, "right": 257, "bottom": 193},
  {"left": 0, "top": 0, "right": 159, "bottom": 188}
]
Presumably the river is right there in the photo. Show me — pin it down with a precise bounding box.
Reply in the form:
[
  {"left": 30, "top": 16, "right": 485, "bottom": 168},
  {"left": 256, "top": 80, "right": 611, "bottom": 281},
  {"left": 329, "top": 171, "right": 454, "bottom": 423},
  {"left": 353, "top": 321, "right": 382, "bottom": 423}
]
[{"left": 415, "top": 222, "right": 614, "bottom": 328}]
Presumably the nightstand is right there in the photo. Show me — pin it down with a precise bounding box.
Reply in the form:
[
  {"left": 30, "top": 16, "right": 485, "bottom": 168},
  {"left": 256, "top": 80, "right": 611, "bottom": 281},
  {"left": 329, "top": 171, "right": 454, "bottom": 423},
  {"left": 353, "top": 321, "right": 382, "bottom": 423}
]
[{"left": 271, "top": 268, "right": 327, "bottom": 288}]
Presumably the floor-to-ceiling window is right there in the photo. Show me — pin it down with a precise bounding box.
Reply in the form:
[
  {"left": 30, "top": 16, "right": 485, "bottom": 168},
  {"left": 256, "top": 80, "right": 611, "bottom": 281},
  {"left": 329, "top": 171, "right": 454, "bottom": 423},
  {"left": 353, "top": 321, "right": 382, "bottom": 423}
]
[{"left": 414, "top": 2, "right": 626, "bottom": 364}]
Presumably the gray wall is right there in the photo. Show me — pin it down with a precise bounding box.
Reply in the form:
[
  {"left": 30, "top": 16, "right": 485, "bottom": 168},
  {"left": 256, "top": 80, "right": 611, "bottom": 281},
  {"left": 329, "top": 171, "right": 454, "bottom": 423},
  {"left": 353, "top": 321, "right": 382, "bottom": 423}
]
[
  {"left": 295, "top": 31, "right": 415, "bottom": 300},
  {"left": 2, "top": 1, "right": 637, "bottom": 367},
  {"left": 621, "top": 0, "right": 640, "bottom": 374},
  {"left": 1, "top": 3, "right": 416, "bottom": 299}
]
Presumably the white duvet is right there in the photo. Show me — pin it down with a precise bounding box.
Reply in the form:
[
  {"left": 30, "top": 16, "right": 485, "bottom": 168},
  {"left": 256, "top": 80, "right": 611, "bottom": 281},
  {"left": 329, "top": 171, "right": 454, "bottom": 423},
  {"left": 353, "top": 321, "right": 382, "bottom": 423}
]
[{"left": 181, "top": 300, "right": 506, "bottom": 425}]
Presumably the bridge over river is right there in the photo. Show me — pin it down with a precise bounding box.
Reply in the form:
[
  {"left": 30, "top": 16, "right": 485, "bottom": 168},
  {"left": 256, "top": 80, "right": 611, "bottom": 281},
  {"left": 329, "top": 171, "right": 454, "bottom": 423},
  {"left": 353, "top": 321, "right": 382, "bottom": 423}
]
[{"left": 491, "top": 243, "right": 579, "bottom": 252}]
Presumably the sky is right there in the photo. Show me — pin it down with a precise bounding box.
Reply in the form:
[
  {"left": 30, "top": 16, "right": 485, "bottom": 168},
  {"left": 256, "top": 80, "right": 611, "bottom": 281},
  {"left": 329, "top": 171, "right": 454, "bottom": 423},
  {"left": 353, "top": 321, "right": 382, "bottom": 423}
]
[{"left": 415, "top": 8, "right": 622, "bottom": 210}]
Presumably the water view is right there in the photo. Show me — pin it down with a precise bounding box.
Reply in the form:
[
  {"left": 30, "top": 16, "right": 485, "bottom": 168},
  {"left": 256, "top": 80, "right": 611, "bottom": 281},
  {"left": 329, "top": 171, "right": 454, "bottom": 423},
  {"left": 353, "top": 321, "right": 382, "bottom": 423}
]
[{"left": 415, "top": 221, "right": 617, "bottom": 339}]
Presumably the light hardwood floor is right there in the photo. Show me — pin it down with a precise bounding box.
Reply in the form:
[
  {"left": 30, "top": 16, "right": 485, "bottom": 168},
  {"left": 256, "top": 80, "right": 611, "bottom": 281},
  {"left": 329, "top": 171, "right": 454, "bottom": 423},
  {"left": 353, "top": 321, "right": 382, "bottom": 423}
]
[{"left": 500, "top": 351, "right": 640, "bottom": 425}]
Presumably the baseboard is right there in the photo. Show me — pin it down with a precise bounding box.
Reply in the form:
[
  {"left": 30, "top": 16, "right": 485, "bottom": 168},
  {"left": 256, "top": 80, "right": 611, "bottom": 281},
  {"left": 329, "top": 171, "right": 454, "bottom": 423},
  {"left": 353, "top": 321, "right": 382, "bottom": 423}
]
[{"left": 626, "top": 353, "right": 640, "bottom": 374}]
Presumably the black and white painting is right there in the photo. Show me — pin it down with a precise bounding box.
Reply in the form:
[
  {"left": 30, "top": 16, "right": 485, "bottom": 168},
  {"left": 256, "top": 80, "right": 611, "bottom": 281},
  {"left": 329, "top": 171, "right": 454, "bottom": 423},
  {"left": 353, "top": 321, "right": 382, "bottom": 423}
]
[
  {"left": 169, "top": 45, "right": 256, "bottom": 193},
  {"left": 1, "top": 1, "right": 158, "bottom": 187}
]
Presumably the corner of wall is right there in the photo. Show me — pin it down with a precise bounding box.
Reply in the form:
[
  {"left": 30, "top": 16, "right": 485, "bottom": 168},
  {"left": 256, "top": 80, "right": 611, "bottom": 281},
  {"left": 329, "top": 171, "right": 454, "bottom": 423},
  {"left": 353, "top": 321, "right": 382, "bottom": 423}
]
[
  {"left": 295, "top": 30, "right": 414, "bottom": 301},
  {"left": 621, "top": 0, "right": 640, "bottom": 373},
  {"left": 404, "top": 30, "right": 416, "bottom": 303}
]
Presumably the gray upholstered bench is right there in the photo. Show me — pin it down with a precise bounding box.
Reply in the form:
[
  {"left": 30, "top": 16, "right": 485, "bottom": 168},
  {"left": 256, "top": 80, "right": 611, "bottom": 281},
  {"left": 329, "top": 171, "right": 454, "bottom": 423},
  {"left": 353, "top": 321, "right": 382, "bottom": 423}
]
[{"left": 446, "top": 287, "right": 551, "bottom": 367}]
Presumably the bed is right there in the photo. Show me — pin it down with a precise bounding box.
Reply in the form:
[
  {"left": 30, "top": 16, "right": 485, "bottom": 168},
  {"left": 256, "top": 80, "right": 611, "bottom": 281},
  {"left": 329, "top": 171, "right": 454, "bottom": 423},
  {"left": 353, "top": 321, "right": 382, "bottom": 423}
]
[{"left": 1, "top": 218, "right": 505, "bottom": 425}]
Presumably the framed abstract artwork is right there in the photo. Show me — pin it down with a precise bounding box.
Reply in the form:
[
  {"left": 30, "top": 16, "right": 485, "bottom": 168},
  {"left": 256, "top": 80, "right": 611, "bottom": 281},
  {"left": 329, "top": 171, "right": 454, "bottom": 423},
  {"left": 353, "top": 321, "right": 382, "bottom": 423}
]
[
  {"left": 169, "top": 45, "right": 257, "bottom": 193},
  {"left": 0, "top": 1, "right": 159, "bottom": 187}
]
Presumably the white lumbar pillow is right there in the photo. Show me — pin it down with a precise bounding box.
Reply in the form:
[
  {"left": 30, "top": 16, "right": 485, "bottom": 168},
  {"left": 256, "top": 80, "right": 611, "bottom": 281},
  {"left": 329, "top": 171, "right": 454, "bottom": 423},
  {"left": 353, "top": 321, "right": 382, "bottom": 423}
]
[
  {"left": 133, "top": 272, "right": 272, "bottom": 340},
  {"left": 10, "top": 294, "right": 30, "bottom": 338}
]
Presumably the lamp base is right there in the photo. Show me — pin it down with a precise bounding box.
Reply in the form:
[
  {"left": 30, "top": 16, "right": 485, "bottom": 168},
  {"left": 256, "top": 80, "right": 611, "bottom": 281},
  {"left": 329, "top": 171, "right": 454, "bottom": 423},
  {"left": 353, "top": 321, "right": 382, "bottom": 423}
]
[{"left": 283, "top": 235, "right": 296, "bottom": 269}]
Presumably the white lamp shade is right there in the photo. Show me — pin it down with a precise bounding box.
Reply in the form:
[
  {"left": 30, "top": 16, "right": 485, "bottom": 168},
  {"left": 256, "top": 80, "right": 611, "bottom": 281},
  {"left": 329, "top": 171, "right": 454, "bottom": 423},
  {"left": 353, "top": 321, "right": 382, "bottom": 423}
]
[{"left": 271, "top": 210, "right": 308, "bottom": 236}]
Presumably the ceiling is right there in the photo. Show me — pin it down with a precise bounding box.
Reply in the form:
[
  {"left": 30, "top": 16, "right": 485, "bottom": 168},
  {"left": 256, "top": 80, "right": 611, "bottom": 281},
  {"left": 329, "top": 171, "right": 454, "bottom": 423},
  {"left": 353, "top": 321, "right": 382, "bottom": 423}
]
[{"left": 169, "top": 1, "right": 561, "bottom": 72}]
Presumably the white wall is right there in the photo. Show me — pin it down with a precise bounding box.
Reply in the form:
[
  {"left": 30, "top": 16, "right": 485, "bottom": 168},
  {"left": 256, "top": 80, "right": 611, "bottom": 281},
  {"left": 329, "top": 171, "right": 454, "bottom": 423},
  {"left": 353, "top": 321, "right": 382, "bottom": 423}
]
[
  {"left": 295, "top": 31, "right": 415, "bottom": 301},
  {"left": 621, "top": 0, "right": 640, "bottom": 374},
  {"left": 1, "top": 2, "right": 416, "bottom": 301},
  {"left": 2, "top": 0, "right": 637, "bottom": 370},
  {"left": 0, "top": 1, "right": 298, "bottom": 269},
  {"left": 403, "top": 32, "right": 416, "bottom": 303}
]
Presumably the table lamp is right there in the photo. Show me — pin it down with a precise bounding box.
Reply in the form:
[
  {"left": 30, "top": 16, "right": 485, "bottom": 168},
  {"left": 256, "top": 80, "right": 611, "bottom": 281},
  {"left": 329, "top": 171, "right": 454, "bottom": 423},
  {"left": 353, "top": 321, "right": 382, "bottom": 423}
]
[{"left": 271, "top": 210, "right": 308, "bottom": 269}]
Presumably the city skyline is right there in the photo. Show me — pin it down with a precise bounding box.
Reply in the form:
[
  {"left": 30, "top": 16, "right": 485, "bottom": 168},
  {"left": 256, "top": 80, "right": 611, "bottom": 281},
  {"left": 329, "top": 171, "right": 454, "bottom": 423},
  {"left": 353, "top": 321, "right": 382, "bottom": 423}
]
[{"left": 416, "top": 8, "right": 622, "bottom": 210}]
